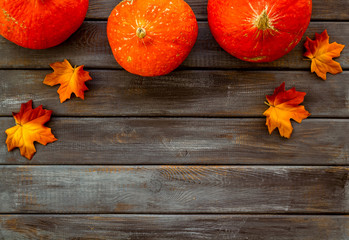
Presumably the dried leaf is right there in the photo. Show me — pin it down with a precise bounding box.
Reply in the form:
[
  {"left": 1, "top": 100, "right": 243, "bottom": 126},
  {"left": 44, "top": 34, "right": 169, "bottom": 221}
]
[
  {"left": 263, "top": 82, "right": 310, "bottom": 138},
  {"left": 44, "top": 59, "right": 92, "bottom": 103},
  {"left": 304, "top": 30, "right": 345, "bottom": 80},
  {"left": 5, "top": 100, "right": 57, "bottom": 160}
]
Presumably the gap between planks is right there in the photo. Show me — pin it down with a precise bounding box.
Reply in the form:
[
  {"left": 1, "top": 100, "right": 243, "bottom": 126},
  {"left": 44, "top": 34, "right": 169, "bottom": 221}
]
[
  {"left": 0, "top": 116, "right": 349, "bottom": 119},
  {"left": 1, "top": 68, "right": 349, "bottom": 72},
  {"left": 0, "top": 213, "right": 348, "bottom": 216}
]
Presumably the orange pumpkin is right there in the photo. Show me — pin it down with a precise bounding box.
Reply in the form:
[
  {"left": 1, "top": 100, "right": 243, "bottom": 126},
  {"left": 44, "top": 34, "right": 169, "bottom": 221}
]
[
  {"left": 207, "top": 0, "right": 312, "bottom": 62},
  {"left": 0, "top": 0, "right": 89, "bottom": 49},
  {"left": 107, "top": 0, "right": 198, "bottom": 76}
]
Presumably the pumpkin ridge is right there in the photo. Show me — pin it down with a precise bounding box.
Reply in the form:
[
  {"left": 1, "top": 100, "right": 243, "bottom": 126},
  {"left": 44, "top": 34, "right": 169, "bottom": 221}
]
[{"left": 2, "top": 8, "right": 17, "bottom": 24}]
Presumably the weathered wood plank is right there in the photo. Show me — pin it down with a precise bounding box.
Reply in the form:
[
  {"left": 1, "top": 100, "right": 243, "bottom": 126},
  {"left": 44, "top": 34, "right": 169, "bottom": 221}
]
[
  {"left": 0, "top": 118, "right": 348, "bottom": 165},
  {"left": 86, "top": 0, "right": 349, "bottom": 20},
  {"left": 0, "top": 166, "right": 347, "bottom": 213},
  {"left": 0, "top": 215, "right": 348, "bottom": 239},
  {"left": 0, "top": 70, "right": 348, "bottom": 117},
  {"left": 0, "top": 22, "right": 347, "bottom": 69}
]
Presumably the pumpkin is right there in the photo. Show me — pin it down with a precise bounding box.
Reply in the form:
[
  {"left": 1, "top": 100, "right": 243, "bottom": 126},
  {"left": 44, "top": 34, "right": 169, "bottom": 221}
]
[
  {"left": 107, "top": 0, "right": 198, "bottom": 76},
  {"left": 0, "top": 0, "right": 89, "bottom": 49},
  {"left": 207, "top": 0, "right": 312, "bottom": 62}
]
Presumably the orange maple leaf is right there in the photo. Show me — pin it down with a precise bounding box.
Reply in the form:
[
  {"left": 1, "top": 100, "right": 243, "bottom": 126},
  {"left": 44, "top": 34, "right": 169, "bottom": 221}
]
[
  {"left": 44, "top": 59, "right": 92, "bottom": 103},
  {"left": 263, "top": 82, "right": 310, "bottom": 138},
  {"left": 304, "top": 29, "right": 345, "bottom": 80},
  {"left": 5, "top": 100, "right": 57, "bottom": 160}
]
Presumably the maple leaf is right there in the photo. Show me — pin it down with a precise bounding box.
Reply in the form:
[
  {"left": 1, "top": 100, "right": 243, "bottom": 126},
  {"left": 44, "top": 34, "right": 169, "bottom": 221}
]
[
  {"left": 44, "top": 59, "right": 92, "bottom": 103},
  {"left": 263, "top": 82, "right": 310, "bottom": 138},
  {"left": 304, "top": 30, "right": 345, "bottom": 80},
  {"left": 5, "top": 100, "right": 57, "bottom": 160}
]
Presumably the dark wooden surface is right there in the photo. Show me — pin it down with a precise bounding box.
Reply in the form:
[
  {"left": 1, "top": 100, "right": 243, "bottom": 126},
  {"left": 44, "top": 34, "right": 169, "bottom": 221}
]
[
  {"left": 0, "top": 70, "right": 348, "bottom": 117},
  {"left": 0, "top": 215, "right": 348, "bottom": 240},
  {"left": 0, "top": 0, "right": 348, "bottom": 239},
  {"left": 0, "top": 118, "right": 348, "bottom": 165},
  {"left": 0, "top": 166, "right": 348, "bottom": 213}
]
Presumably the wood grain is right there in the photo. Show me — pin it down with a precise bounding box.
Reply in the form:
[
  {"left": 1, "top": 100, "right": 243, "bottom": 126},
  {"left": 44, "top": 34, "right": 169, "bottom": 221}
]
[
  {"left": 0, "top": 22, "right": 347, "bottom": 69},
  {"left": 0, "top": 166, "right": 347, "bottom": 213},
  {"left": 0, "top": 215, "right": 348, "bottom": 240},
  {"left": 87, "top": 0, "right": 349, "bottom": 20},
  {"left": 0, "top": 70, "right": 348, "bottom": 117},
  {"left": 0, "top": 118, "right": 348, "bottom": 165}
]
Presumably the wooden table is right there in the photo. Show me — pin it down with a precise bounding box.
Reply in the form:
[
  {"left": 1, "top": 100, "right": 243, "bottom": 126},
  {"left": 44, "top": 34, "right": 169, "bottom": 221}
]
[{"left": 0, "top": 0, "right": 348, "bottom": 239}]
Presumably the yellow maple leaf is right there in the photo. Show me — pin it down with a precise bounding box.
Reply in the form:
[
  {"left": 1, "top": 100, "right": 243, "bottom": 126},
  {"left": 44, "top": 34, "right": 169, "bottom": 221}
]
[
  {"left": 44, "top": 59, "right": 92, "bottom": 103},
  {"left": 5, "top": 100, "right": 57, "bottom": 160},
  {"left": 263, "top": 82, "right": 310, "bottom": 138},
  {"left": 304, "top": 29, "right": 345, "bottom": 80}
]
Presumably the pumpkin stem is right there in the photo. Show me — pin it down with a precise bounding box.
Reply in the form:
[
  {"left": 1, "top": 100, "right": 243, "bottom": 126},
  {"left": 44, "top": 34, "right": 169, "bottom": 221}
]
[
  {"left": 255, "top": 9, "right": 271, "bottom": 30},
  {"left": 136, "top": 27, "right": 146, "bottom": 39}
]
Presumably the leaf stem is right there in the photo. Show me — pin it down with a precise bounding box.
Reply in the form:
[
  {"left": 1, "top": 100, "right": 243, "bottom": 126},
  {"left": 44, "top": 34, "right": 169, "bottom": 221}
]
[{"left": 264, "top": 101, "right": 272, "bottom": 107}]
